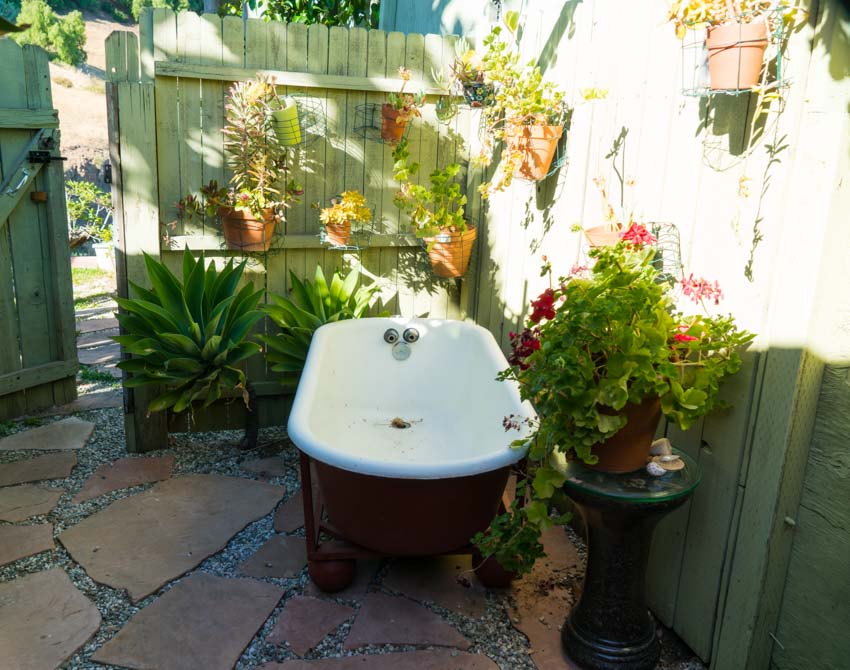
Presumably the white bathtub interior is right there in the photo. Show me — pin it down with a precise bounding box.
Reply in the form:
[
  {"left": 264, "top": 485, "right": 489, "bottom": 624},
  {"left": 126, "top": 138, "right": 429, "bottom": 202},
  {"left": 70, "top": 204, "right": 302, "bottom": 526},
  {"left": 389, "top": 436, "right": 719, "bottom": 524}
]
[{"left": 287, "top": 317, "right": 535, "bottom": 479}]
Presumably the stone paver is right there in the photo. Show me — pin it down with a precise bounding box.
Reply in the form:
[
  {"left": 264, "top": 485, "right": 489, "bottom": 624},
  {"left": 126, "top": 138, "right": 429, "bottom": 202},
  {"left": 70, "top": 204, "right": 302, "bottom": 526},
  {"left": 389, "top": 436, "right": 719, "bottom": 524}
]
[
  {"left": 258, "top": 650, "right": 499, "bottom": 669},
  {"left": 77, "top": 328, "right": 119, "bottom": 349},
  {"left": 239, "top": 535, "right": 307, "bottom": 579},
  {"left": 241, "top": 456, "right": 288, "bottom": 478},
  {"left": 0, "top": 417, "right": 94, "bottom": 452},
  {"left": 76, "top": 316, "right": 118, "bottom": 334},
  {"left": 0, "top": 485, "right": 63, "bottom": 521},
  {"left": 268, "top": 596, "right": 355, "bottom": 656},
  {"left": 73, "top": 455, "right": 175, "bottom": 503},
  {"left": 508, "top": 527, "right": 583, "bottom": 670},
  {"left": 274, "top": 490, "right": 305, "bottom": 532},
  {"left": 344, "top": 593, "right": 470, "bottom": 651},
  {"left": 0, "top": 567, "right": 101, "bottom": 670},
  {"left": 0, "top": 452, "right": 77, "bottom": 487},
  {"left": 0, "top": 524, "right": 55, "bottom": 566},
  {"left": 59, "top": 474, "right": 284, "bottom": 601},
  {"left": 31, "top": 389, "right": 122, "bottom": 418},
  {"left": 384, "top": 554, "right": 487, "bottom": 619},
  {"left": 92, "top": 573, "right": 283, "bottom": 670},
  {"left": 78, "top": 342, "right": 121, "bottom": 366}
]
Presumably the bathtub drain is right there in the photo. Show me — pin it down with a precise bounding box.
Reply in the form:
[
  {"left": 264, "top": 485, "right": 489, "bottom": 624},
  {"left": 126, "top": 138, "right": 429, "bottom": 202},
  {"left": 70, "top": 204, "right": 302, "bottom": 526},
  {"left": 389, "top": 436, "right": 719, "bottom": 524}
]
[{"left": 390, "top": 417, "right": 411, "bottom": 429}]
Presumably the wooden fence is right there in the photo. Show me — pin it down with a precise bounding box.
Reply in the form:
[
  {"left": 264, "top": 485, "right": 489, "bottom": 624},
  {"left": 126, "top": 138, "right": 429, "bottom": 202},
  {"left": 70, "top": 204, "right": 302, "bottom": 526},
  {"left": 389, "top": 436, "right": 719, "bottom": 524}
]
[
  {"left": 106, "top": 9, "right": 486, "bottom": 449},
  {"left": 0, "top": 41, "right": 77, "bottom": 420}
]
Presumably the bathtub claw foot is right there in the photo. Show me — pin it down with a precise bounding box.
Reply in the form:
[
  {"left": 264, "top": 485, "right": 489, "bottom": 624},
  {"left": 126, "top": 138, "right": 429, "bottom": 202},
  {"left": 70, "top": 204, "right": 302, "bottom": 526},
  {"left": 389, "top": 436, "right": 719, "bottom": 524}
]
[{"left": 308, "top": 558, "right": 356, "bottom": 593}]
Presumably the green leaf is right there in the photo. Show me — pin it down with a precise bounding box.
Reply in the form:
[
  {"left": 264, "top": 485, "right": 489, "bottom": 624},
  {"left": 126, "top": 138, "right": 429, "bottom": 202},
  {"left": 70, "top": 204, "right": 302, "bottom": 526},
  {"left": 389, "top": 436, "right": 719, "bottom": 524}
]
[{"left": 531, "top": 465, "right": 567, "bottom": 499}]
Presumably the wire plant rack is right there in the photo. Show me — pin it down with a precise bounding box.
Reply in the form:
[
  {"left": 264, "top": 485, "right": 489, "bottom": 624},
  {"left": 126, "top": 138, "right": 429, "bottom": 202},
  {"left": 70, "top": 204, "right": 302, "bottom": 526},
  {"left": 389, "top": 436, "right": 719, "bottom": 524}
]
[
  {"left": 647, "top": 222, "right": 683, "bottom": 282},
  {"left": 681, "top": 9, "right": 791, "bottom": 97},
  {"left": 354, "top": 103, "right": 411, "bottom": 144},
  {"left": 283, "top": 94, "right": 327, "bottom": 148}
]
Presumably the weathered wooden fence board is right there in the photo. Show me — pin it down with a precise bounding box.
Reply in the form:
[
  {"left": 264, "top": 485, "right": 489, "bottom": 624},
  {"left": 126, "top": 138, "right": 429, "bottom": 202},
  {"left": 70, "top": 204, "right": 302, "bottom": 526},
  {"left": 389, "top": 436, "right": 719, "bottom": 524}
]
[{"left": 0, "top": 42, "right": 77, "bottom": 420}]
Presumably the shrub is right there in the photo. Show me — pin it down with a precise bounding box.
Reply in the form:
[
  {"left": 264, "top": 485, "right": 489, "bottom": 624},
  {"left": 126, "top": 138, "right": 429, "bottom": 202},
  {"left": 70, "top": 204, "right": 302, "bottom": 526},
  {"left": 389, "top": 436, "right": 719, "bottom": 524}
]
[
  {"left": 0, "top": 0, "right": 19, "bottom": 22},
  {"left": 66, "top": 180, "right": 113, "bottom": 243},
  {"left": 131, "top": 0, "right": 201, "bottom": 20},
  {"left": 12, "top": 0, "right": 86, "bottom": 67}
]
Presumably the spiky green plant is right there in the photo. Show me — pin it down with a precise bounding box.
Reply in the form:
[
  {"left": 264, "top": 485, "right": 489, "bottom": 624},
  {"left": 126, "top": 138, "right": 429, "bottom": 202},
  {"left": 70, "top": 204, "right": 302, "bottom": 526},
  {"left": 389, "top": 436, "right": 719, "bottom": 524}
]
[
  {"left": 260, "top": 265, "right": 380, "bottom": 378},
  {"left": 113, "top": 249, "right": 264, "bottom": 414}
]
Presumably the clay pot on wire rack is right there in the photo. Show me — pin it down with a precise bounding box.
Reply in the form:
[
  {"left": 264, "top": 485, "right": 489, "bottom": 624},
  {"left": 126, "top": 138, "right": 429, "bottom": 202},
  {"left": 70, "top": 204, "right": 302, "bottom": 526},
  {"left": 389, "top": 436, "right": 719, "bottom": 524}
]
[
  {"left": 424, "top": 227, "right": 477, "bottom": 278},
  {"left": 504, "top": 124, "right": 564, "bottom": 181},
  {"left": 585, "top": 397, "right": 662, "bottom": 474},
  {"left": 706, "top": 18, "right": 769, "bottom": 90},
  {"left": 583, "top": 225, "right": 623, "bottom": 248},
  {"left": 380, "top": 104, "right": 407, "bottom": 143},
  {"left": 218, "top": 207, "right": 277, "bottom": 252},
  {"left": 323, "top": 221, "right": 352, "bottom": 247}
]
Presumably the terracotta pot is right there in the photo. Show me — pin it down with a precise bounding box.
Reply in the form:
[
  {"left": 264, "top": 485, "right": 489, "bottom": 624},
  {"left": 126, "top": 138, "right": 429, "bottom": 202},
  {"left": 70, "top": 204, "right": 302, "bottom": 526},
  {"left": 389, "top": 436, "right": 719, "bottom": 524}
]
[
  {"left": 424, "top": 227, "right": 477, "bottom": 278},
  {"left": 706, "top": 19, "right": 768, "bottom": 90},
  {"left": 585, "top": 397, "right": 662, "bottom": 474},
  {"left": 218, "top": 207, "right": 276, "bottom": 252},
  {"left": 461, "top": 81, "right": 495, "bottom": 108},
  {"left": 505, "top": 124, "right": 564, "bottom": 181},
  {"left": 380, "top": 103, "right": 407, "bottom": 143},
  {"left": 584, "top": 225, "right": 623, "bottom": 248},
  {"left": 324, "top": 221, "right": 351, "bottom": 247}
]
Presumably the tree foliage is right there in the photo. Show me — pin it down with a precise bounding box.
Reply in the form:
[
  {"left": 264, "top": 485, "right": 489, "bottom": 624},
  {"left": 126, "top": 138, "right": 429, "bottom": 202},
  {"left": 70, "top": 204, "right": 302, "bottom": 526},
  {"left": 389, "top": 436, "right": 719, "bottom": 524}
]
[
  {"left": 219, "top": 0, "right": 379, "bottom": 28},
  {"left": 11, "top": 0, "right": 86, "bottom": 66}
]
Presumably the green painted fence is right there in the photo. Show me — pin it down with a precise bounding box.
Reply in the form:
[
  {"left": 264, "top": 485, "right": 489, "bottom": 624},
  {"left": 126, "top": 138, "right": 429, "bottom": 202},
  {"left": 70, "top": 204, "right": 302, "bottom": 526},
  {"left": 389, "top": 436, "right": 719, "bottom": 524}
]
[{"left": 0, "top": 41, "right": 78, "bottom": 420}]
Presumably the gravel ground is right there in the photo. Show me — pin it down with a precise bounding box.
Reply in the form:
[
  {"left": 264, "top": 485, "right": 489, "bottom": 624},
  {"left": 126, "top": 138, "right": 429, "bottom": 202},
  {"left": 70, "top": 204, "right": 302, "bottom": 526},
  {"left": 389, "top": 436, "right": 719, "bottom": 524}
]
[{"left": 0, "top": 408, "right": 705, "bottom": 669}]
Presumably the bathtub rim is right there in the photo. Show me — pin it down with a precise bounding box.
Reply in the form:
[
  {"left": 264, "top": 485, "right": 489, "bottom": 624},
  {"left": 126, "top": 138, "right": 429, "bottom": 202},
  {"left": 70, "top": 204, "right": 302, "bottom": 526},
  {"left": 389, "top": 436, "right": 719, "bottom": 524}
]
[{"left": 287, "top": 317, "right": 533, "bottom": 480}]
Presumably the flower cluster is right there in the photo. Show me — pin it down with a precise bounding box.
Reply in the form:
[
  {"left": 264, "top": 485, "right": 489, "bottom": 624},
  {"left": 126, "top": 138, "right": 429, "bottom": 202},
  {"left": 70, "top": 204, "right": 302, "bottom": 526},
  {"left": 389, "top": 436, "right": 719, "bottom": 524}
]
[
  {"left": 387, "top": 66, "right": 425, "bottom": 123},
  {"left": 680, "top": 273, "right": 724, "bottom": 305},
  {"left": 507, "top": 327, "right": 540, "bottom": 369},
  {"left": 619, "top": 222, "right": 657, "bottom": 247},
  {"left": 529, "top": 288, "right": 556, "bottom": 323}
]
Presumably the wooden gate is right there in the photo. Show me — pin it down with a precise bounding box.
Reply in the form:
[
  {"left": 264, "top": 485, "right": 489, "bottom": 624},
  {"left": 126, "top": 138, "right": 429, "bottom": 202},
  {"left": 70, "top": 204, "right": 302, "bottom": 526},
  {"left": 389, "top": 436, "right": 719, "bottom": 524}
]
[{"left": 0, "top": 41, "right": 78, "bottom": 420}]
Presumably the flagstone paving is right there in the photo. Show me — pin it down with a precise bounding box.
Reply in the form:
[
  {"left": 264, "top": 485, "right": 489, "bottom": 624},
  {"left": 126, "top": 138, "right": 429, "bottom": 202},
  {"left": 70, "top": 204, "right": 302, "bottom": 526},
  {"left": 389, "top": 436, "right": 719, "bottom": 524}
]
[
  {"left": 0, "top": 451, "right": 77, "bottom": 486},
  {"left": 0, "top": 411, "right": 706, "bottom": 670},
  {"left": 0, "top": 567, "right": 100, "bottom": 669},
  {"left": 72, "top": 454, "right": 175, "bottom": 503},
  {"left": 0, "top": 524, "right": 55, "bottom": 566},
  {"left": 268, "top": 596, "right": 356, "bottom": 656},
  {"left": 59, "top": 474, "right": 284, "bottom": 601},
  {"left": 0, "top": 484, "right": 63, "bottom": 521},
  {"left": 92, "top": 573, "right": 284, "bottom": 670},
  {"left": 0, "top": 417, "right": 94, "bottom": 451}
]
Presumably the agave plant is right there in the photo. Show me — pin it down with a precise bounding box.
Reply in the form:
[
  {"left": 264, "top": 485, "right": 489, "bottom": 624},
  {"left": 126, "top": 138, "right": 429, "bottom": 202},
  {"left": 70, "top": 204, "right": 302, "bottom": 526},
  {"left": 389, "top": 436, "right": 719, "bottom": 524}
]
[
  {"left": 260, "top": 264, "right": 380, "bottom": 378},
  {"left": 113, "top": 249, "right": 264, "bottom": 419}
]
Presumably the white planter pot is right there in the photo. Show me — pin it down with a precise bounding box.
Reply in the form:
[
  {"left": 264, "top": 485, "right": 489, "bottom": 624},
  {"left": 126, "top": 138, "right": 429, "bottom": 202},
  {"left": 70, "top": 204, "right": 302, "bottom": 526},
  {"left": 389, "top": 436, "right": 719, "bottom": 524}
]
[{"left": 92, "top": 242, "right": 114, "bottom": 272}]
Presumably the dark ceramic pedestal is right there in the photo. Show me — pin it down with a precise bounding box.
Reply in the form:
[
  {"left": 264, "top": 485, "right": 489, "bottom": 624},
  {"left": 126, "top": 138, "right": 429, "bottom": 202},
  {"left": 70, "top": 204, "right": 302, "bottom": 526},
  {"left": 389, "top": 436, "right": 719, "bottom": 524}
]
[{"left": 560, "top": 450, "right": 701, "bottom": 670}]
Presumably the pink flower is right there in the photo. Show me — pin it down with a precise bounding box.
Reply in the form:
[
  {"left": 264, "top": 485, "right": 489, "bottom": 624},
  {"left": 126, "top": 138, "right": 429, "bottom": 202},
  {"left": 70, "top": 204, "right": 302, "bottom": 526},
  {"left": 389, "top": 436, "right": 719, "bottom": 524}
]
[
  {"left": 680, "top": 274, "right": 723, "bottom": 305},
  {"left": 673, "top": 333, "right": 699, "bottom": 343},
  {"left": 529, "top": 289, "right": 557, "bottom": 324},
  {"left": 619, "top": 223, "right": 657, "bottom": 247}
]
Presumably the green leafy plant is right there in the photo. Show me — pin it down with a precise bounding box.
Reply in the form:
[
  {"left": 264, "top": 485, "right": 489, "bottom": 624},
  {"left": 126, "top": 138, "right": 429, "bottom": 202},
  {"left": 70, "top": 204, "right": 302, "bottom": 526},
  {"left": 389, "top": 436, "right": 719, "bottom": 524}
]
[
  {"left": 11, "top": 0, "right": 85, "bottom": 66},
  {"left": 260, "top": 265, "right": 381, "bottom": 379},
  {"left": 391, "top": 138, "right": 467, "bottom": 241},
  {"left": 220, "top": 0, "right": 379, "bottom": 28},
  {"left": 666, "top": 0, "right": 806, "bottom": 38},
  {"left": 113, "top": 249, "right": 264, "bottom": 425},
  {"left": 66, "top": 180, "right": 113, "bottom": 247},
  {"left": 317, "top": 190, "right": 372, "bottom": 227},
  {"left": 474, "top": 228, "right": 755, "bottom": 574}
]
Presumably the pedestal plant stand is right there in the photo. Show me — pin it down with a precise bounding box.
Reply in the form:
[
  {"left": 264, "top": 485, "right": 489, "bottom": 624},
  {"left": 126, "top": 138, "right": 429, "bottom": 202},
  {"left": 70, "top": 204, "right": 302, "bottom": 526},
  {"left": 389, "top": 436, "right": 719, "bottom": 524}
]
[{"left": 561, "top": 450, "right": 701, "bottom": 669}]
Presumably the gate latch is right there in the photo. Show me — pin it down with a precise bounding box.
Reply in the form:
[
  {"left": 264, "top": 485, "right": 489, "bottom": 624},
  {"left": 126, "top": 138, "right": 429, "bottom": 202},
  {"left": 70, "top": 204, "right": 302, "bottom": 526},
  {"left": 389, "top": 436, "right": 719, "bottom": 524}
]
[{"left": 27, "top": 150, "right": 67, "bottom": 164}]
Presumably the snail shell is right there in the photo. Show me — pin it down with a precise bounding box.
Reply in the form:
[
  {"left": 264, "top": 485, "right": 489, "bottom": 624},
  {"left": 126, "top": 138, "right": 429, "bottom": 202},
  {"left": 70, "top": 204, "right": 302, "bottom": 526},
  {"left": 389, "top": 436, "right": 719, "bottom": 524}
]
[
  {"left": 646, "top": 461, "right": 667, "bottom": 477},
  {"left": 652, "top": 455, "right": 685, "bottom": 471},
  {"left": 650, "top": 438, "right": 673, "bottom": 456}
]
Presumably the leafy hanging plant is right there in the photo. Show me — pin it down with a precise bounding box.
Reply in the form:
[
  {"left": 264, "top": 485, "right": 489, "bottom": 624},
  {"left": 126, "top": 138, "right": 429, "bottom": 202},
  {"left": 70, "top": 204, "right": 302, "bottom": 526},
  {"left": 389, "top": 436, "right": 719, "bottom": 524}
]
[
  {"left": 260, "top": 264, "right": 381, "bottom": 379},
  {"left": 113, "top": 249, "right": 264, "bottom": 417}
]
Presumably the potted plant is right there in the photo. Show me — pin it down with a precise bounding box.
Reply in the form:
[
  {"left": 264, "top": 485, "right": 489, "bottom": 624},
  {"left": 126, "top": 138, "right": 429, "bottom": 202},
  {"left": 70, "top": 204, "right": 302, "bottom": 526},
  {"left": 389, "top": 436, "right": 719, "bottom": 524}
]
[
  {"left": 316, "top": 190, "right": 372, "bottom": 247},
  {"left": 260, "top": 264, "right": 382, "bottom": 380},
  {"left": 392, "top": 138, "right": 475, "bottom": 278},
  {"left": 582, "top": 175, "right": 634, "bottom": 247},
  {"left": 474, "top": 230, "right": 754, "bottom": 574},
  {"left": 450, "top": 44, "right": 494, "bottom": 108},
  {"left": 178, "top": 76, "right": 301, "bottom": 252},
  {"left": 381, "top": 67, "right": 424, "bottom": 143},
  {"left": 66, "top": 180, "right": 115, "bottom": 269},
  {"left": 667, "top": 1, "right": 803, "bottom": 90},
  {"left": 112, "top": 249, "right": 266, "bottom": 449},
  {"left": 473, "top": 11, "right": 572, "bottom": 195}
]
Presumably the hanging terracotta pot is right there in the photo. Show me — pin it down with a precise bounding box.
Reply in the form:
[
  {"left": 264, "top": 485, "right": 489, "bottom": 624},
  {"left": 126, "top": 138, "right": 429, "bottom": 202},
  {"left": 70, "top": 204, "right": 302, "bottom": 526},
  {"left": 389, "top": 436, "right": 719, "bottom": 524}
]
[
  {"left": 583, "top": 225, "right": 623, "bottom": 248},
  {"left": 380, "top": 104, "right": 406, "bottom": 143},
  {"left": 323, "top": 221, "right": 352, "bottom": 247},
  {"left": 505, "top": 124, "right": 564, "bottom": 181},
  {"left": 585, "top": 397, "right": 662, "bottom": 474},
  {"left": 424, "top": 227, "right": 477, "bottom": 278},
  {"left": 272, "top": 96, "right": 302, "bottom": 145},
  {"left": 706, "top": 19, "right": 768, "bottom": 90},
  {"left": 218, "top": 207, "right": 276, "bottom": 252}
]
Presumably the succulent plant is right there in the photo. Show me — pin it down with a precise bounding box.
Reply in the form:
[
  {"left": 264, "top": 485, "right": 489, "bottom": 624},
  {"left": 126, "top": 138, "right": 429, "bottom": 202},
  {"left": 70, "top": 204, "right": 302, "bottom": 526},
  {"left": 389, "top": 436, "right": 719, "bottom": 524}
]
[{"left": 113, "top": 249, "right": 264, "bottom": 415}]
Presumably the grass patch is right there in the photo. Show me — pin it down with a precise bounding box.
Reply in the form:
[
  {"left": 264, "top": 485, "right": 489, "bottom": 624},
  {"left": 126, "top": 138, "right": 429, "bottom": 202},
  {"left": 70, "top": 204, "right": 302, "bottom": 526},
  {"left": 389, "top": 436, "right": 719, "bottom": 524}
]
[
  {"left": 74, "top": 291, "right": 115, "bottom": 310},
  {"left": 72, "top": 267, "right": 112, "bottom": 284},
  {"left": 53, "top": 76, "right": 74, "bottom": 88},
  {"left": 0, "top": 421, "right": 15, "bottom": 437},
  {"left": 78, "top": 365, "right": 118, "bottom": 385}
]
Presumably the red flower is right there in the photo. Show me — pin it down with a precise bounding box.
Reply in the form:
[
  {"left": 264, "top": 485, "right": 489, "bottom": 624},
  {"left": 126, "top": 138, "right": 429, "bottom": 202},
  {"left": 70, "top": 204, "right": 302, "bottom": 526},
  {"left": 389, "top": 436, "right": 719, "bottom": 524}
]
[
  {"left": 529, "top": 289, "right": 557, "bottom": 324},
  {"left": 509, "top": 328, "right": 541, "bottom": 369},
  {"left": 673, "top": 333, "right": 699, "bottom": 343},
  {"left": 680, "top": 274, "right": 723, "bottom": 305},
  {"left": 619, "top": 223, "right": 657, "bottom": 247}
]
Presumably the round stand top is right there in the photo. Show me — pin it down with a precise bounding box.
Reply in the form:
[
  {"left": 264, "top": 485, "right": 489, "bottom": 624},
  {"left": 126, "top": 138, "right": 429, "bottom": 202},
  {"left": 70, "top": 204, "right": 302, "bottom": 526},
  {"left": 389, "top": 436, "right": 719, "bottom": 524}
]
[{"left": 561, "top": 449, "right": 701, "bottom": 504}]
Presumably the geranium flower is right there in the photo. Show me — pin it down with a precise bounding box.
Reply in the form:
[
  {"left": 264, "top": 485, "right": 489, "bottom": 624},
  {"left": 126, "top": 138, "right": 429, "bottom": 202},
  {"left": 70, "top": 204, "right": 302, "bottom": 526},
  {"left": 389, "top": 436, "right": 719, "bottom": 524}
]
[
  {"left": 508, "top": 328, "right": 541, "bottom": 369},
  {"left": 529, "top": 289, "right": 557, "bottom": 323},
  {"left": 619, "top": 223, "right": 657, "bottom": 247},
  {"left": 680, "top": 274, "right": 723, "bottom": 305}
]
